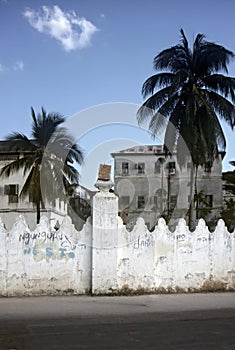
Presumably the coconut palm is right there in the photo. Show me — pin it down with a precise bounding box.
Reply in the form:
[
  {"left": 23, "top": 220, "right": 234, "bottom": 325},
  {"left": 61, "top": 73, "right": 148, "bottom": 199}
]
[
  {"left": 137, "top": 29, "right": 235, "bottom": 229},
  {"left": 0, "top": 107, "right": 83, "bottom": 223}
]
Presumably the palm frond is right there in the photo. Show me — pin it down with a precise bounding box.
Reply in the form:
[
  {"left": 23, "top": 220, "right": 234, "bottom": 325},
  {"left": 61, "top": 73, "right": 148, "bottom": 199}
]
[
  {"left": 0, "top": 156, "right": 34, "bottom": 177},
  {"left": 31, "top": 107, "right": 65, "bottom": 144},
  {"left": 180, "top": 29, "right": 189, "bottom": 51},
  {"left": 193, "top": 40, "right": 234, "bottom": 76},
  {"left": 0, "top": 107, "right": 84, "bottom": 222},
  {"left": 63, "top": 163, "right": 79, "bottom": 183},
  {"left": 137, "top": 86, "right": 173, "bottom": 124},
  {"left": 66, "top": 144, "right": 84, "bottom": 165},
  {"left": 155, "top": 47, "right": 190, "bottom": 72},
  {"left": 163, "top": 118, "right": 178, "bottom": 154},
  {"left": 196, "top": 105, "right": 224, "bottom": 156},
  {"left": 141, "top": 73, "right": 175, "bottom": 98},
  {"left": 5, "top": 132, "right": 29, "bottom": 142},
  {"left": 203, "top": 74, "right": 235, "bottom": 102},
  {"left": 162, "top": 99, "right": 186, "bottom": 155},
  {"left": 30, "top": 107, "right": 38, "bottom": 130},
  {"left": 193, "top": 33, "right": 205, "bottom": 51},
  {"left": 204, "top": 90, "right": 235, "bottom": 128},
  {"left": 146, "top": 111, "right": 167, "bottom": 138},
  {"left": 20, "top": 166, "right": 40, "bottom": 200},
  {"left": 157, "top": 93, "right": 179, "bottom": 117}
]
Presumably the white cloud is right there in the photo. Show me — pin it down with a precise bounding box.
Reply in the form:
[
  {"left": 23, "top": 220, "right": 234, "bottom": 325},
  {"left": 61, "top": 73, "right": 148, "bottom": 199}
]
[
  {"left": 0, "top": 61, "right": 24, "bottom": 73},
  {"left": 23, "top": 5, "right": 98, "bottom": 52},
  {"left": 13, "top": 61, "right": 24, "bottom": 71}
]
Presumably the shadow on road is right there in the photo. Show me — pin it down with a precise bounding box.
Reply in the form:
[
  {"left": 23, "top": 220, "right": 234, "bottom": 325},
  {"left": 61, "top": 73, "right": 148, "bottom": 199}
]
[{"left": 1, "top": 308, "right": 235, "bottom": 349}]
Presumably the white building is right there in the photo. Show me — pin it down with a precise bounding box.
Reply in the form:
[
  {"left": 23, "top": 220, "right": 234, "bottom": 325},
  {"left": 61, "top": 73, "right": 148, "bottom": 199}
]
[
  {"left": 0, "top": 140, "right": 67, "bottom": 230},
  {"left": 111, "top": 145, "right": 224, "bottom": 230}
]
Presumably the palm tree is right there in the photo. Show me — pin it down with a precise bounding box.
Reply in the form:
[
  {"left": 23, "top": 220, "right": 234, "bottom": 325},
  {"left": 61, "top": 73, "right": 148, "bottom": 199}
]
[
  {"left": 137, "top": 29, "right": 235, "bottom": 229},
  {"left": 0, "top": 107, "right": 83, "bottom": 223}
]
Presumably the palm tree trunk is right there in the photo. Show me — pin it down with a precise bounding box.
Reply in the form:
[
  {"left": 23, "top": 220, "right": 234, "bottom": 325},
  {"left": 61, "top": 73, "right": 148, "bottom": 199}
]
[
  {"left": 195, "top": 166, "right": 199, "bottom": 220},
  {"left": 167, "top": 170, "right": 171, "bottom": 216},
  {"left": 188, "top": 164, "right": 196, "bottom": 231},
  {"left": 160, "top": 161, "right": 164, "bottom": 213},
  {"left": 36, "top": 200, "right": 40, "bottom": 224}
]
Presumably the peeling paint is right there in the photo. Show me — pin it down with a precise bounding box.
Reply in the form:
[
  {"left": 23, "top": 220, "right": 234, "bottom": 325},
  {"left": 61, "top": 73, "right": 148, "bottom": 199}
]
[
  {"left": 0, "top": 215, "right": 92, "bottom": 296},
  {"left": 0, "top": 196, "right": 235, "bottom": 296}
]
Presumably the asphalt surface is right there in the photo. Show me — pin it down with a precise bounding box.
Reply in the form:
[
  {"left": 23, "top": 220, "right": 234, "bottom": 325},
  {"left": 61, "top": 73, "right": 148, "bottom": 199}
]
[{"left": 0, "top": 292, "right": 235, "bottom": 349}]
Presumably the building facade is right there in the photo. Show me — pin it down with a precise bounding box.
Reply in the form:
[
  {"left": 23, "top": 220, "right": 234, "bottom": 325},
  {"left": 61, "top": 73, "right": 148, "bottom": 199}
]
[
  {"left": 68, "top": 183, "right": 95, "bottom": 231},
  {"left": 0, "top": 140, "right": 67, "bottom": 230},
  {"left": 0, "top": 140, "right": 95, "bottom": 231},
  {"left": 112, "top": 145, "right": 224, "bottom": 230}
]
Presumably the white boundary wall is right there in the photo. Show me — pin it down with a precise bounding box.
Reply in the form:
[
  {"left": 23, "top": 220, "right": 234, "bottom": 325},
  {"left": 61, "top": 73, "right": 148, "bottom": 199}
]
[
  {"left": 0, "top": 189, "right": 235, "bottom": 296},
  {"left": 0, "top": 215, "right": 92, "bottom": 296},
  {"left": 115, "top": 217, "right": 235, "bottom": 293}
]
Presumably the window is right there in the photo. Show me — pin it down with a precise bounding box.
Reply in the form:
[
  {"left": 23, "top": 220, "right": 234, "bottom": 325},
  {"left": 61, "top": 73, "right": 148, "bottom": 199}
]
[
  {"left": 168, "top": 162, "right": 176, "bottom": 175},
  {"left": 205, "top": 161, "right": 212, "bottom": 173},
  {"left": 187, "top": 162, "right": 192, "bottom": 170},
  {"left": 137, "top": 162, "right": 145, "bottom": 174},
  {"left": 205, "top": 195, "right": 213, "bottom": 208},
  {"left": 155, "top": 161, "right": 161, "bottom": 174},
  {"left": 155, "top": 158, "right": 165, "bottom": 173},
  {"left": 122, "top": 162, "right": 129, "bottom": 175},
  {"left": 137, "top": 196, "right": 145, "bottom": 209},
  {"left": 170, "top": 195, "right": 177, "bottom": 209},
  {"left": 153, "top": 196, "right": 158, "bottom": 209},
  {"left": 120, "top": 196, "right": 130, "bottom": 210},
  {"left": 166, "top": 161, "right": 176, "bottom": 175},
  {"left": 4, "top": 184, "right": 19, "bottom": 203}
]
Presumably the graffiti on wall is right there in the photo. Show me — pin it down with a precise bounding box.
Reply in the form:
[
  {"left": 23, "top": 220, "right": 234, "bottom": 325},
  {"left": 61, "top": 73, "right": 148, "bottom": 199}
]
[
  {"left": 23, "top": 246, "right": 75, "bottom": 261},
  {"left": 19, "top": 230, "right": 75, "bottom": 249},
  {"left": 18, "top": 227, "right": 78, "bottom": 261},
  {"left": 133, "top": 234, "right": 154, "bottom": 250}
]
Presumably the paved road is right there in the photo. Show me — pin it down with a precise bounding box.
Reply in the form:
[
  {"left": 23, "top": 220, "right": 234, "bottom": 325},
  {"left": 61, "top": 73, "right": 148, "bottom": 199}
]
[{"left": 0, "top": 293, "right": 235, "bottom": 349}]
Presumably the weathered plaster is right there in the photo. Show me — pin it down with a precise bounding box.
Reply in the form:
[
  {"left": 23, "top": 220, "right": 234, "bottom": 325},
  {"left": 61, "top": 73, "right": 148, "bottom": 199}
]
[
  {"left": 0, "top": 215, "right": 92, "bottom": 296},
  {"left": 0, "top": 196, "right": 234, "bottom": 296}
]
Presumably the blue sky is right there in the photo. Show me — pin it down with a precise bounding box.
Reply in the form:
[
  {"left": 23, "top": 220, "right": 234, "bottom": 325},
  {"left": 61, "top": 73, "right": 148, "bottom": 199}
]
[{"left": 1, "top": 0, "right": 235, "bottom": 189}]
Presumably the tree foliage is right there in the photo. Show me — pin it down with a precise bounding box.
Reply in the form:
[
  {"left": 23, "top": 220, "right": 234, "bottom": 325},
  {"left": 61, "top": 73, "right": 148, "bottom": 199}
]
[
  {"left": 137, "top": 29, "right": 235, "bottom": 228},
  {"left": 137, "top": 29, "right": 235, "bottom": 165},
  {"left": 0, "top": 107, "right": 83, "bottom": 223}
]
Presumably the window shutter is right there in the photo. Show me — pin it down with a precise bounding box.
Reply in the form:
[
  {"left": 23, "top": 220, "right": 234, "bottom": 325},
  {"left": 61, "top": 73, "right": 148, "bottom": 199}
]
[{"left": 4, "top": 185, "right": 10, "bottom": 195}]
